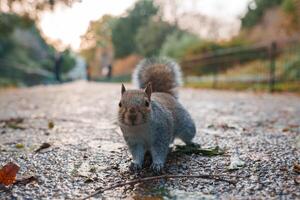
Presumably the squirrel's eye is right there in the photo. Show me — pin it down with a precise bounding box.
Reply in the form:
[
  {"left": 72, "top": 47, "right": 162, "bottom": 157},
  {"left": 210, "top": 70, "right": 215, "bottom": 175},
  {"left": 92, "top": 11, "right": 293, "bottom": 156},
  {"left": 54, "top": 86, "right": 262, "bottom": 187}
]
[
  {"left": 145, "top": 100, "right": 150, "bottom": 107},
  {"left": 119, "top": 102, "right": 122, "bottom": 107}
]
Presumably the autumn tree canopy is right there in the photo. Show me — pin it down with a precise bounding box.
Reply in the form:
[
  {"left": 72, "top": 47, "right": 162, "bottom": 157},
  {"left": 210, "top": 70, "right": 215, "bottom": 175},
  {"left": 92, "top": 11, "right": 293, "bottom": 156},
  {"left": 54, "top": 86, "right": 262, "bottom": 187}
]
[{"left": 0, "top": 0, "right": 78, "bottom": 19}]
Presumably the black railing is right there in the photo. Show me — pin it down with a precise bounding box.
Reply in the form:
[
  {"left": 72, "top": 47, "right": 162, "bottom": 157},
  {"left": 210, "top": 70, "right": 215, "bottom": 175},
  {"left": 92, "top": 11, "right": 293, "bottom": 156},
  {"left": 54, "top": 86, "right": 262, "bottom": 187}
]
[{"left": 181, "top": 41, "right": 300, "bottom": 92}]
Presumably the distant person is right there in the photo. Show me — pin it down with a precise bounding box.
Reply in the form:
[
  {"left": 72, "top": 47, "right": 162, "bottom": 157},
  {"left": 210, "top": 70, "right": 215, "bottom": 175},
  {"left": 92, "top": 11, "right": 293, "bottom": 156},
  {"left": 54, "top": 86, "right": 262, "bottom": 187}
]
[
  {"left": 54, "top": 53, "right": 63, "bottom": 82},
  {"left": 107, "top": 64, "right": 112, "bottom": 80},
  {"left": 86, "top": 65, "right": 91, "bottom": 81}
]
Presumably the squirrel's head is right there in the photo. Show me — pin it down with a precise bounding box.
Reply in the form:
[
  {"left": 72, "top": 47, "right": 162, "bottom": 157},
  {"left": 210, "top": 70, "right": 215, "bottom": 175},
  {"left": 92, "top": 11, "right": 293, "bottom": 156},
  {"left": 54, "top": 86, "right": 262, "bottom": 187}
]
[{"left": 118, "top": 83, "right": 152, "bottom": 126}]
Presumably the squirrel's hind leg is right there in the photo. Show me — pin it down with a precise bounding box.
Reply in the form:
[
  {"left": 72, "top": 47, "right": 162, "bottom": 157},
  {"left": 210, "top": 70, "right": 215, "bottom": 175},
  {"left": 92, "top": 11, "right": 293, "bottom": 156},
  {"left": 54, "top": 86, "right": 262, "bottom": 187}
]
[{"left": 175, "top": 110, "right": 196, "bottom": 145}]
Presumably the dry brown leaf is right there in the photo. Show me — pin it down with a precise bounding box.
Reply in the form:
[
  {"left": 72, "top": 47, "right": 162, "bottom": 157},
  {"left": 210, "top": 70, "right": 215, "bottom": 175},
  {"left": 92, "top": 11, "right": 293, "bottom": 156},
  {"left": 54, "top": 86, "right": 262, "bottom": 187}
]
[
  {"left": 282, "top": 128, "right": 290, "bottom": 132},
  {"left": 0, "top": 162, "right": 20, "bottom": 186},
  {"left": 293, "top": 163, "right": 300, "bottom": 174},
  {"left": 0, "top": 118, "right": 25, "bottom": 130},
  {"left": 35, "top": 142, "right": 51, "bottom": 153},
  {"left": 15, "top": 176, "right": 37, "bottom": 185},
  {"left": 48, "top": 121, "right": 54, "bottom": 129}
]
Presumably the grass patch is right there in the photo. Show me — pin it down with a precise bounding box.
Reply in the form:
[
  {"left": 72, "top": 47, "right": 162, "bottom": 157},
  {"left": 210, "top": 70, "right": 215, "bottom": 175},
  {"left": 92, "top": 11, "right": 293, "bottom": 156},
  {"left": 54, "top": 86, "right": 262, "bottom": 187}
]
[
  {"left": 185, "top": 81, "right": 300, "bottom": 93},
  {"left": 95, "top": 74, "right": 131, "bottom": 83}
]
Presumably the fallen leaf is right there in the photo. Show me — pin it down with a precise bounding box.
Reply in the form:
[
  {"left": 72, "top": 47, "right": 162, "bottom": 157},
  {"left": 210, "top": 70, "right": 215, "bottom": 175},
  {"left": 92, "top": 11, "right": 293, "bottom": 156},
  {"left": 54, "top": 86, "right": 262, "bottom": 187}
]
[
  {"left": 15, "top": 176, "right": 37, "bottom": 185},
  {"left": 84, "top": 178, "right": 94, "bottom": 183},
  {"left": 77, "top": 162, "right": 92, "bottom": 178},
  {"left": 293, "top": 163, "right": 300, "bottom": 174},
  {"left": 0, "top": 118, "right": 23, "bottom": 124},
  {"left": 89, "top": 166, "right": 97, "bottom": 173},
  {"left": 219, "top": 123, "right": 236, "bottom": 130},
  {"left": 295, "top": 176, "right": 300, "bottom": 184},
  {"left": 288, "top": 124, "right": 299, "bottom": 128},
  {"left": 48, "top": 121, "right": 54, "bottom": 129},
  {"left": 0, "top": 162, "right": 20, "bottom": 186},
  {"left": 0, "top": 118, "right": 25, "bottom": 130},
  {"left": 282, "top": 128, "right": 290, "bottom": 132},
  {"left": 174, "top": 144, "right": 225, "bottom": 156},
  {"left": 207, "top": 124, "right": 215, "bottom": 129},
  {"left": 15, "top": 143, "right": 24, "bottom": 149},
  {"left": 7, "top": 123, "right": 25, "bottom": 130},
  {"left": 207, "top": 123, "right": 236, "bottom": 131},
  {"left": 35, "top": 142, "right": 51, "bottom": 153},
  {"left": 228, "top": 151, "right": 245, "bottom": 170}
]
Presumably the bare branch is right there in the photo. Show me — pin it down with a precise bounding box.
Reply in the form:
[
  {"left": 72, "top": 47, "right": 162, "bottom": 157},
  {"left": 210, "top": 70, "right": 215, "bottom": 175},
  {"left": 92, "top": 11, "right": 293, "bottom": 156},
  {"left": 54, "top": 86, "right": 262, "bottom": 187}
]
[{"left": 81, "top": 173, "right": 242, "bottom": 200}]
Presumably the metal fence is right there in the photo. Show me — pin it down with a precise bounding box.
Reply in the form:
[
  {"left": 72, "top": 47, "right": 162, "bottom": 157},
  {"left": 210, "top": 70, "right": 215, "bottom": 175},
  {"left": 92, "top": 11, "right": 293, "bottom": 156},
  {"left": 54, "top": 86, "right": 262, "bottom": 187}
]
[{"left": 181, "top": 41, "right": 300, "bottom": 92}]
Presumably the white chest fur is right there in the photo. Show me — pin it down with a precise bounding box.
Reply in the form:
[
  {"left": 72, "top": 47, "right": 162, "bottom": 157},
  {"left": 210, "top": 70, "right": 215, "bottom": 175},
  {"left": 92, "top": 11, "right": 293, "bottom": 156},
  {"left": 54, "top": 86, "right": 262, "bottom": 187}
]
[{"left": 120, "top": 123, "right": 151, "bottom": 147}]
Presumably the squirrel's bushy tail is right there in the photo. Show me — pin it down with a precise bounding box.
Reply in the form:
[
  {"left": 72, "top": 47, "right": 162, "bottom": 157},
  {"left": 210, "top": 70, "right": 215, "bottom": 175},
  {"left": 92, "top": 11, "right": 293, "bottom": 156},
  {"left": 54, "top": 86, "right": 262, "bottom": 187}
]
[{"left": 133, "top": 57, "right": 182, "bottom": 97}]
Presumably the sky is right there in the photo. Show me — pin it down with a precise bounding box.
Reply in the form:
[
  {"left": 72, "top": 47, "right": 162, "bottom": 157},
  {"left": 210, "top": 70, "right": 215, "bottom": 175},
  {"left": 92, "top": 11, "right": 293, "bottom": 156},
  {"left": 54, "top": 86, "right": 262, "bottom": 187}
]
[{"left": 40, "top": 0, "right": 251, "bottom": 51}]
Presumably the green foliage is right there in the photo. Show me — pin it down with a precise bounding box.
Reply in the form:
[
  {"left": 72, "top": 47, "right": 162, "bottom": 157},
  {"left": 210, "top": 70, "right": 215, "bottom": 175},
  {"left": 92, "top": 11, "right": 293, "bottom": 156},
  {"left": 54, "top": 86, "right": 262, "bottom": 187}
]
[
  {"left": 0, "top": 13, "right": 76, "bottom": 86},
  {"left": 81, "top": 15, "right": 114, "bottom": 50},
  {"left": 160, "top": 31, "right": 200, "bottom": 60},
  {"left": 111, "top": 0, "right": 158, "bottom": 58},
  {"left": 220, "top": 37, "right": 250, "bottom": 48},
  {"left": 283, "top": 54, "right": 300, "bottom": 80},
  {"left": 80, "top": 15, "right": 114, "bottom": 71},
  {"left": 0, "top": 37, "right": 15, "bottom": 58},
  {"left": 183, "top": 37, "right": 248, "bottom": 59},
  {"left": 185, "top": 41, "right": 223, "bottom": 56},
  {"left": 60, "top": 49, "right": 76, "bottom": 73},
  {"left": 0, "top": 13, "right": 32, "bottom": 37},
  {"left": 0, "top": 1, "right": 78, "bottom": 87},
  {"left": 282, "top": 0, "right": 297, "bottom": 13},
  {"left": 135, "top": 20, "right": 174, "bottom": 57},
  {"left": 0, "top": 13, "right": 33, "bottom": 57},
  {"left": 241, "top": 0, "right": 283, "bottom": 28},
  {"left": 281, "top": 0, "right": 299, "bottom": 29}
]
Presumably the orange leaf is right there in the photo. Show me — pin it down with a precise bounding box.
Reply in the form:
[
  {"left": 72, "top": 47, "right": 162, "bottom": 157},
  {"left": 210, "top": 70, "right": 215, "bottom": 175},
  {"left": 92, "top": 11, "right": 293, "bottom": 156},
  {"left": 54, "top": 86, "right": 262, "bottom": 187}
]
[{"left": 0, "top": 162, "right": 20, "bottom": 186}]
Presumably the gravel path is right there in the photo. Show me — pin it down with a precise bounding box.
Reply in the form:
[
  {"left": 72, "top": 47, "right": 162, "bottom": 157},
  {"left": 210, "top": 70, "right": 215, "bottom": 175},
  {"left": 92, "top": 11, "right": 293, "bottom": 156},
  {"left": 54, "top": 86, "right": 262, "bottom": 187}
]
[{"left": 0, "top": 81, "right": 299, "bottom": 199}]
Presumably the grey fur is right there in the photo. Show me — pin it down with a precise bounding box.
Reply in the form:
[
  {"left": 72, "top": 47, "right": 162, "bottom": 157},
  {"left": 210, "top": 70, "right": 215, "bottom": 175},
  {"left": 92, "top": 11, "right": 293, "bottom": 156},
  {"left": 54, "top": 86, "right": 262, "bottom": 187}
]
[{"left": 119, "top": 57, "right": 196, "bottom": 173}]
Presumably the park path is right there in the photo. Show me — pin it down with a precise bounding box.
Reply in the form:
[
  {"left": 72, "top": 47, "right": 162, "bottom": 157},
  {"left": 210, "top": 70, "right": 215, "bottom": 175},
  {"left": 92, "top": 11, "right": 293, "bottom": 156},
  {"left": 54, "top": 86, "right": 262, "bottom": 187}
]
[{"left": 0, "top": 81, "right": 299, "bottom": 199}]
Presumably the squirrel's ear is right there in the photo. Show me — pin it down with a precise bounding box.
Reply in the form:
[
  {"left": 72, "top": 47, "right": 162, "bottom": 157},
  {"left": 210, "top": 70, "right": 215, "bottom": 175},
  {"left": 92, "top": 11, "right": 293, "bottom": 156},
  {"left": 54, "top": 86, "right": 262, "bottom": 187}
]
[
  {"left": 121, "top": 83, "right": 126, "bottom": 95},
  {"left": 144, "top": 82, "right": 152, "bottom": 100}
]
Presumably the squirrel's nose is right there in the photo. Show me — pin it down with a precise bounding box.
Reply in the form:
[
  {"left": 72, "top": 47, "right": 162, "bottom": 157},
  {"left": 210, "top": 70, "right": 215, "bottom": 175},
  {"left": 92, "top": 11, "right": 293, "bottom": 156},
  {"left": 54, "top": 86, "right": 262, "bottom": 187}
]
[
  {"left": 129, "top": 114, "right": 136, "bottom": 122},
  {"left": 129, "top": 107, "right": 136, "bottom": 113}
]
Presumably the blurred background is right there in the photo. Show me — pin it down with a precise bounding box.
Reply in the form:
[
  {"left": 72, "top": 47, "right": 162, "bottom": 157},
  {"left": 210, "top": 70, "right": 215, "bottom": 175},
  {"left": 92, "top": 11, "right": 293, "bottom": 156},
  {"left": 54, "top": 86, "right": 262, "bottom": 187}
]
[{"left": 0, "top": 0, "right": 299, "bottom": 92}]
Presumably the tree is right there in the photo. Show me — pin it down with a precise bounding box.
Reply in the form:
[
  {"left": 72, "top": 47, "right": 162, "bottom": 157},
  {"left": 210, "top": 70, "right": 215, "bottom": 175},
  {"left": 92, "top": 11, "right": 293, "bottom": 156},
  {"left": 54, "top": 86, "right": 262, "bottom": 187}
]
[
  {"left": 80, "top": 15, "right": 114, "bottom": 50},
  {"left": 80, "top": 15, "right": 115, "bottom": 78},
  {"left": 282, "top": 0, "right": 300, "bottom": 31},
  {"left": 0, "top": 0, "right": 78, "bottom": 53},
  {"left": 160, "top": 31, "right": 200, "bottom": 60},
  {"left": 60, "top": 48, "right": 76, "bottom": 73},
  {"left": 241, "top": 0, "right": 283, "bottom": 28},
  {"left": 135, "top": 20, "right": 174, "bottom": 57},
  {"left": 0, "top": 1, "right": 77, "bottom": 86},
  {"left": 0, "top": 0, "right": 78, "bottom": 19},
  {"left": 111, "top": 0, "right": 158, "bottom": 58}
]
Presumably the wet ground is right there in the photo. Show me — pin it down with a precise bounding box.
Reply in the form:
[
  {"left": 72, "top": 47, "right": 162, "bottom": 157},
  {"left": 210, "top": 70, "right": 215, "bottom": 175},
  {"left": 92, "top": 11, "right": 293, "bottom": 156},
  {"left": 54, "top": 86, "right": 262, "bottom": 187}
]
[{"left": 0, "top": 81, "right": 299, "bottom": 199}]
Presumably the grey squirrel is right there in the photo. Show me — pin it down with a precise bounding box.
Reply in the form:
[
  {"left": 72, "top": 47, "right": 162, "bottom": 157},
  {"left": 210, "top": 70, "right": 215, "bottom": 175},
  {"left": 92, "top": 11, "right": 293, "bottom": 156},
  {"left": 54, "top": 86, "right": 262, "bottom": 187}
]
[{"left": 118, "top": 57, "right": 196, "bottom": 173}]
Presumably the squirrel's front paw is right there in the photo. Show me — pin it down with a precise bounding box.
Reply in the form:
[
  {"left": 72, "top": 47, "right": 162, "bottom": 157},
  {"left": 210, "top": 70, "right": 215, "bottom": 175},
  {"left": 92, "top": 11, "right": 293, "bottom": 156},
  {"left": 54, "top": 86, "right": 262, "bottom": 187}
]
[
  {"left": 129, "top": 162, "right": 142, "bottom": 172},
  {"left": 150, "top": 163, "right": 164, "bottom": 174}
]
